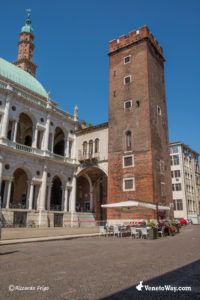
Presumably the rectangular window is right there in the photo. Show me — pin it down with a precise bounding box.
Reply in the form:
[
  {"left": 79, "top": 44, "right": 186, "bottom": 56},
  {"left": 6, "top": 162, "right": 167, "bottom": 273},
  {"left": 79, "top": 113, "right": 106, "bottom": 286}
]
[
  {"left": 174, "top": 170, "right": 181, "bottom": 177},
  {"left": 123, "top": 177, "right": 135, "bottom": 191},
  {"left": 157, "top": 105, "right": 162, "bottom": 116},
  {"left": 160, "top": 160, "right": 165, "bottom": 173},
  {"left": 170, "top": 146, "right": 178, "bottom": 154},
  {"left": 124, "top": 75, "right": 131, "bottom": 85},
  {"left": 161, "top": 182, "right": 165, "bottom": 197},
  {"left": 124, "top": 100, "right": 132, "bottom": 109},
  {"left": 171, "top": 155, "right": 179, "bottom": 165},
  {"left": 124, "top": 56, "right": 131, "bottom": 64},
  {"left": 123, "top": 155, "right": 134, "bottom": 168},
  {"left": 173, "top": 199, "right": 183, "bottom": 210},
  {"left": 172, "top": 183, "right": 182, "bottom": 191}
]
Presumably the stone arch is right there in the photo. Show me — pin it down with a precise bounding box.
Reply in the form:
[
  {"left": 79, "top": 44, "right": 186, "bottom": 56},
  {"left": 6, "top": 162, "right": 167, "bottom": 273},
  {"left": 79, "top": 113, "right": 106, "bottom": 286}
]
[
  {"left": 53, "top": 127, "right": 65, "bottom": 156},
  {"left": 76, "top": 167, "right": 107, "bottom": 221},
  {"left": 50, "top": 176, "right": 63, "bottom": 211},
  {"left": 10, "top": 168, "right": 29, "bottom": 209},
  {"left": 16, "top": 112, "right": 34, "bottom": 146}
]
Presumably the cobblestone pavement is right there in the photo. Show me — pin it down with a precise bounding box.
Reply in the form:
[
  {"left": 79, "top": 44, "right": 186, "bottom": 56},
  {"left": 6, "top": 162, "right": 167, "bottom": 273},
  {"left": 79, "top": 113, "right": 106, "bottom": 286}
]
[{"left": 0, "top": 226, "right": 199, "bottom": 300}]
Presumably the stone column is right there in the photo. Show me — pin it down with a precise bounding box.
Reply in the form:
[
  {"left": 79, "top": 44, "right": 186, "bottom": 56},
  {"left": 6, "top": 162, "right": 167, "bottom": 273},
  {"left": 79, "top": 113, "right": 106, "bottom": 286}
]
[
  {"left": 5, "top": 179, "right": 12, "bottom": 209},
  {"left": 39, "top": 165, "right": 47, "bottom": 210},
  {"left": 64, "top": 138, "right": 68, "bottom": 157},
  {"left": 0, "top": 93, "right": 11, "bottom": 139},
  {"left": 0, "top": 156, "right": 3, "bottom": 205},
  {"left": 90, "top": 189, "right": 93, "bottom": 212},
  {"left": 51, "top": 133, "right": 54, "bottom": 152},
  {"left": 32, "top": 126, "right": 38, "bottom": 148},
  {"left": 28, "top": 181, "right": 34, "bottom": 210},
  {"left": 61, "top": 186, "right": 65, "bottom": 211},
  {"left": 12, "top": 120, "right": 18, "bottom": 143},
  {"left": 43, "top": 115, "right": 50, "bottom": 151},
  {"left": 46, "top": 184, "right": 52, "bottom": 210},
  {"left": 63, "top": 187, "right": 69, "bottom": 212},
  {"left": 70, "top": 176, "right": 76, "bottom": 212}
]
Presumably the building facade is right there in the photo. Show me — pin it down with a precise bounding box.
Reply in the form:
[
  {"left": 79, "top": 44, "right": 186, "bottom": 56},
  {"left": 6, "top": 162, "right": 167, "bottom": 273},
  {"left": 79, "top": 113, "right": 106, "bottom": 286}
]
[
  {"left": 170, "top": 142, "right": 200, "bottom": 224},
  {"left": 0, "top": 13, "right": 173, "bottom": 227},
  {"left": 107, "top": 26, "right": 172, "bottom": 222}
]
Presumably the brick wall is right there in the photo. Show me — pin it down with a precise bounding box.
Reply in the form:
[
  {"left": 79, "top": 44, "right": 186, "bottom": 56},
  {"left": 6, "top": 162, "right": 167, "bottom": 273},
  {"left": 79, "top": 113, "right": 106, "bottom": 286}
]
[{"left": 108, "top": 26, "right": 172, "bottom": 220}]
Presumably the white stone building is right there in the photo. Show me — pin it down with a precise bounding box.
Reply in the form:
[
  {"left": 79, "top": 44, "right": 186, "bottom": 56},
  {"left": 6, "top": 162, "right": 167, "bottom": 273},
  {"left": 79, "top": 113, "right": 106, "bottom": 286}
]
[
  {"left": 170, "top": 142, "right": 200, "bottom": 224},
  {"left": 0, "top": 13, "right": 108, "bottom": 227}
]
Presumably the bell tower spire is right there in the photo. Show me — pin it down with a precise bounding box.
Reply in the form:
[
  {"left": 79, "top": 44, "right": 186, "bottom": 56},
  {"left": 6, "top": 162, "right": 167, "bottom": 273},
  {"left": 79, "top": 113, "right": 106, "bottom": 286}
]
[{"left": 14, "top": 9, "right": 37, "bottom": 76}]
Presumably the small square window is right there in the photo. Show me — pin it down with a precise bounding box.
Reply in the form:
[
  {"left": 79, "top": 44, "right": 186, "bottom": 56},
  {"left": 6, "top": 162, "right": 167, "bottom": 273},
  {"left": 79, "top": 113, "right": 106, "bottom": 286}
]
[
  {"left": 123, "top": 177, "right": 135, "bottom": 191},
  {"left": 124, "top": 75, "right": 131, "bottom": 85},
  {"left": 124, "top": 100, "right": 132, "bottom": 109},
  {"left": 124, "top": 56, "right": 131, "bottom": 64},
  {"left": 123, "top": 155, "right": 134, "bottom": 168}
]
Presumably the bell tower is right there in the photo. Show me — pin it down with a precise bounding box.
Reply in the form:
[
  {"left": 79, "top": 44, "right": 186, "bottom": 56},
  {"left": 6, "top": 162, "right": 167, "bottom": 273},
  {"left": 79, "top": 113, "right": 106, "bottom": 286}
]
[
  {"left": 14, "top": 9, "right": 37, "bottom": 76},
  {"left": 108, "top": 26, "right": 172, "bottom": 221}
]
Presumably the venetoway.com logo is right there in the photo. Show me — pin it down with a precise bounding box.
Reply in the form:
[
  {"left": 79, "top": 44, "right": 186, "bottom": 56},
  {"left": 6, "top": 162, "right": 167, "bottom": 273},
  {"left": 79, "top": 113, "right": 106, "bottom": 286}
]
[{"left": 136, "top": 281, "right": 192, "bottom": 292}]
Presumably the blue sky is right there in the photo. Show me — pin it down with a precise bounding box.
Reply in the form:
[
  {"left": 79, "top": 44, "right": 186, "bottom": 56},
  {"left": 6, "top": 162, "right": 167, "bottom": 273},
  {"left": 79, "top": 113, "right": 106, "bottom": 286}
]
[{"left": 0, "top": 0, "right": 200, "bottom": 152}]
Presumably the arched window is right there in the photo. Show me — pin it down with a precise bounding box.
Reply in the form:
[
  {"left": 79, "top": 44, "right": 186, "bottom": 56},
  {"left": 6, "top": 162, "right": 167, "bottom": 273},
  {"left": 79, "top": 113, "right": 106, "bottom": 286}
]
[
  {"left": 83, "top": 141, "right": 87, "bottom": 157},
  {"left": 94, "top": 138, "right": 99, "bottom": 153},
  {"left": 89, "top": 140, "right": 93, "bottom": 157},
  {"left": 125, "top": 131, "right": 132, "bottom": 151}
]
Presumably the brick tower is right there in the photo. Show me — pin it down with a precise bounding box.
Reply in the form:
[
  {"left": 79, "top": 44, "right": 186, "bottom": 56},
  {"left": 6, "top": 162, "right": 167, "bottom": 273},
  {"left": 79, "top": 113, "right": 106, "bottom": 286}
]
[
  {"left": 14, "top": 9, "right": 37, "bottom": 76},
  {"left": 108, "top": 26, "right": 172, "bottom": 221}
]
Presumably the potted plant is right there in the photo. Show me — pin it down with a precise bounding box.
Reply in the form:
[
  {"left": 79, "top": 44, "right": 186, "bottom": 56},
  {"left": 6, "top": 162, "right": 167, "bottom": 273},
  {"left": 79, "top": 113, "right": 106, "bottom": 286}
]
[
  {"left": 171, "top": 220, "right": 180, "bottom": 233},
  {"left": 147, "top": 221, "right": 158, "bottom": 239}
]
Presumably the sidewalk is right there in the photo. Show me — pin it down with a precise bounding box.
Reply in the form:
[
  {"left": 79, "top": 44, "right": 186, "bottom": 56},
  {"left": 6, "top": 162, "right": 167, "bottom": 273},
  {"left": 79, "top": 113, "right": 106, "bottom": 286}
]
[{"left": 0, "top": 227, "right": 99, "bottom": 245}]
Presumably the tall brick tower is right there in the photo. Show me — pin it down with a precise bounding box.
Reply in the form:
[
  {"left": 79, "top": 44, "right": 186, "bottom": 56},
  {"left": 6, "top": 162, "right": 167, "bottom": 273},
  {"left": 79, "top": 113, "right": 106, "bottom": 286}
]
[
  {"left": 108, "top": 26, "right": 172, "bottom": 221},
  {"left": 14, "top": 9, "right": 37, "bottom": 76}
]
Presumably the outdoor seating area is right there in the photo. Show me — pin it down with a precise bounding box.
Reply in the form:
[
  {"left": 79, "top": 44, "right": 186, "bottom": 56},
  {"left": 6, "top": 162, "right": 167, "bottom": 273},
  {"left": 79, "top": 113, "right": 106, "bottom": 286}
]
[{"left": 99, "top": 220, "right": 181, "bottom": 240}]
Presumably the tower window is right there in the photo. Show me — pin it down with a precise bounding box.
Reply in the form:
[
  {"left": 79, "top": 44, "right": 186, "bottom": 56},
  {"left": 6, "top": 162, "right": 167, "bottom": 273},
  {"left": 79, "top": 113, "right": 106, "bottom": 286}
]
[
  {"left": 113, "top": 70, "right": 117, "bottom": 77},
  {"left": 123, "top": 155, "right": 134, "bottom": 168},
  {"left": 124, "top": 75, "right": 132, "bottom": 85},
  {"left": 123, "top": 177, "right": 135, "bottom": 191},
  {"left": 157, "top": 105, "right": 162, "bottom": 116},
  {"left": 124, "top": 100, "right": 132, "bottom": 109},
  {"left": 124, "top": 56, "right": 131, "bottom": 64},
  {"left": 136, "top": 100, "right": 140, "bottom": 108},
  {"left": 125, "top": 130, "right": 132, "bottom": 151},
  {"left": 113, "top": 90, "right": 117, "bottom": 97}
]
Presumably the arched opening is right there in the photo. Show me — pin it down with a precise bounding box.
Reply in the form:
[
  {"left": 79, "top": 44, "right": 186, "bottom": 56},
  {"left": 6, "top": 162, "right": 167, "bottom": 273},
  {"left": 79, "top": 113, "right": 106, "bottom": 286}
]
[
  {"left": 76, "top": 176, "right": 90, "bottom": 212},
  {"left": 10, "top": 168, "right": 28, "bottom": 209},
  {"left": 76, "top": 167, "right": 107, "bottom": 221},
  {"left": 50, "top": 176, "right": 62, "bottom": 211},
  {"left": 53, "top": 127, "right": 65, "bottom": 156},
  {"left": 94, "top": 138, "right": 99, "bottom": 153},
  {"left": 16, "top": 113, "right": 33, "bottom": 146},
  {"left": 83, "top": 141, "right": 87, "bottom": 157},
  {"left": 89, "top": 140, "right": 93, "bottom": 157}
]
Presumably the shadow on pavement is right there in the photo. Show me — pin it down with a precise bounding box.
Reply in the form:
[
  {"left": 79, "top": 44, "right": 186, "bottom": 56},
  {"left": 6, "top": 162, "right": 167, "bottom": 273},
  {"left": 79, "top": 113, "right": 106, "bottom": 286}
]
[
  {"left": 102, "top": 260, "right": 200, "bottom": 300},
  {"left": 0, "top": 250, "right": 19, "bottom": 255}
]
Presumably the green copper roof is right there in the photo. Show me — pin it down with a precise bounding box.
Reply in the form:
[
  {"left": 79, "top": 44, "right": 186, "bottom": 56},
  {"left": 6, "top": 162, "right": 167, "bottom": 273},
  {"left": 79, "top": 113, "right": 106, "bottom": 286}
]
[
  {"left": 21, "top": 24, "right": 34, "bottom": 33},
  {"left": 0, "top": 58, "right": 48, "bottom": 98},
  {"left": 21, "top": 10, "right": 34, "bottom": 33}
]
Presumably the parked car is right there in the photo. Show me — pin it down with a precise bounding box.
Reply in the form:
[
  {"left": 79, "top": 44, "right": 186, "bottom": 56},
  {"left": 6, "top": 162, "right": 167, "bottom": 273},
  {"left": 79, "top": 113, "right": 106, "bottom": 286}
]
[{"left": 177, "top": 218, "right": 188, "bottom": 226}]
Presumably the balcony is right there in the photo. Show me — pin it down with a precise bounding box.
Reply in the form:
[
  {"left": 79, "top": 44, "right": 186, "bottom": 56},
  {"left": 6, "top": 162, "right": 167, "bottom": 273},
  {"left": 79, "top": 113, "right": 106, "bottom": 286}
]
[
  {"left": 78, "top": 150, "right": 100, "bottom": 162},
  {"left": 1, "top": 139, "right": 78, "bottom": 165},
  {"left": 6, "top": 140, "right": 45, "bottom": 156}
]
